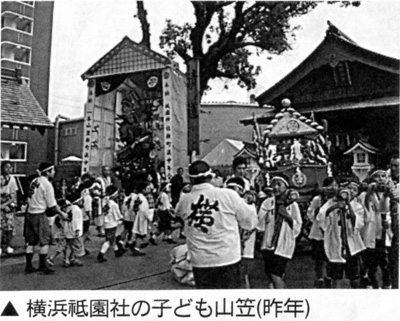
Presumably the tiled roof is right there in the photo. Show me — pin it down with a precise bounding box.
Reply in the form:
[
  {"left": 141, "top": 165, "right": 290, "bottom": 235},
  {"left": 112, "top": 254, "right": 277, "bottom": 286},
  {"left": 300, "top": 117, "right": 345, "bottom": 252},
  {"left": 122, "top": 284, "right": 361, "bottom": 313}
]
[
  {"left": 81, "top": 36, "right": 177, "bottom": 80},
  {"left": 256, "top": 21, "right": 400, "bottom": 104},
  {"left": 1, "top": 77, "right": 54, "bottom": 128}
]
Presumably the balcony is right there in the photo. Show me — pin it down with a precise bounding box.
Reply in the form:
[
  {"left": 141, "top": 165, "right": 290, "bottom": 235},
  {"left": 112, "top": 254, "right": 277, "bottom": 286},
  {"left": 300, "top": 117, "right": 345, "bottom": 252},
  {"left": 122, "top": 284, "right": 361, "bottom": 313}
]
[
  {"left": 1, "top": 42, "right": 31, "bottom": 66},
  {"left": 1, "top": 28, "right": 32, "bottom": 47},
  {"left": 2, "top": 10, "right": 33, "bottom": 33},
  {"left": 1, "top": 2, "right": 34, "bottom": 18}
]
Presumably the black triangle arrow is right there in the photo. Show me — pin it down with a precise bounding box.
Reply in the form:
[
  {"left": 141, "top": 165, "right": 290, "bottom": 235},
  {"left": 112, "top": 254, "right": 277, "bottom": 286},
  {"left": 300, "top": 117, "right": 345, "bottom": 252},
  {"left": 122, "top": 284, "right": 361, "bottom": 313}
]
[{"left": 1, "top": 301, "right": 19, "bottom": 316}]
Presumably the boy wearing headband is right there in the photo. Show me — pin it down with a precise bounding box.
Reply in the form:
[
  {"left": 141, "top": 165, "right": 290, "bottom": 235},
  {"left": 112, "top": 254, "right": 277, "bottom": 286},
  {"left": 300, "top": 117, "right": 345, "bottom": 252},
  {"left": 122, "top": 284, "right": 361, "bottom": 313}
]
[
  {"left": 226, "top": 157, "right": 251, "bottom": 191},
  {"left": 317, "top": 180, "right": 366, "bottom": 288},
  {"left": 360, "top": 169, "right": 392, "bottom": 288},
  {"left": 97, "top": 185, "right": 123, "bottom": 263},
  {"left": 175, "top": 160, "right": 257, "bottom": 289},
  {"left": 226, "top": 177, "right": 257, "bottom": 287},
  {"left": 58, "top": 194, "right": 84, "bottom": 267},
  {"left": 307, "top": 177, "right": 339, "bottom": 288},
  {"left": 126, "top": 181, "right": 153, "bottom": 256},
  {"left": 258, "top": 174, "right": 302, "bottom": 289},
  {"left": 25, "top": 162, "right": 70, "bottom": 274}
]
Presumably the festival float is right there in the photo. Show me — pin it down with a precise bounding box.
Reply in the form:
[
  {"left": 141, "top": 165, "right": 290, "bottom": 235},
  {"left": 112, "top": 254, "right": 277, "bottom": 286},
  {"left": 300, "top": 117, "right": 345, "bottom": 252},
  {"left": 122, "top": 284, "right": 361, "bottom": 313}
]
[
  {"left": 80, "top": 37, "right": 189, "bottom": 188},
  {"left": 251, "top": 98, "right": 331, "bottom": 208}
]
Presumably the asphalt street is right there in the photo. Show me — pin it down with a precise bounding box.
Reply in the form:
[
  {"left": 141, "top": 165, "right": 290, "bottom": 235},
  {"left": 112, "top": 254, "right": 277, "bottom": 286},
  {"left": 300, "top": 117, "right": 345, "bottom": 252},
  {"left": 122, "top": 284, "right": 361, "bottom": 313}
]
[{"left": 0, "top": 215, "right": 350, "bottom": 291}]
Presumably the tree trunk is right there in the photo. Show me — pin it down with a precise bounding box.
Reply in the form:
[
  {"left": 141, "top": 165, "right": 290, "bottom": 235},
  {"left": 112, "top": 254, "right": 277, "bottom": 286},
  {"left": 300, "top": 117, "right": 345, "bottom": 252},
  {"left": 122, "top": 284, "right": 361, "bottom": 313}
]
[{"left": 136, "top": 1, "right": 151, "bottom": 49}]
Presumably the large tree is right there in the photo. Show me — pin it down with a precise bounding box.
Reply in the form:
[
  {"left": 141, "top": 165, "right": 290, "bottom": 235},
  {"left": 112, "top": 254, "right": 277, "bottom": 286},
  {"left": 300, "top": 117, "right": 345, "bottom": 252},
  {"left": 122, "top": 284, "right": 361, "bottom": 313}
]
[{"left": 155, "top": 1, "right": 359, "bottom": 96}]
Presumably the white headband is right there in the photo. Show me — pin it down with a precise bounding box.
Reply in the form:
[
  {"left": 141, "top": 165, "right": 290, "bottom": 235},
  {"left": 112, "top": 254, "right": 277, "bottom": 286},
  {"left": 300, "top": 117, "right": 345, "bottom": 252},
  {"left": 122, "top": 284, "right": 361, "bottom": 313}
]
[
  {"left": 188, "top": 169, "right": 215, "bottom": 178},
  {"left": 271, "top": 176, "right": 289, "bottom": 187},
  {"left": 72, "top": 197, "right": 83, "bottom": 204},
  {"left": 226, "top": 183, "right": 244, "bottom": 191},
  {"left": 370, "top": 170, "right": 387, "bottom": 178},
  {"left": 37, "top": 165, "right": 54, "bottom": 175},
  {"left": 107, "top": 190, "right": 119, "bottom": 199}
]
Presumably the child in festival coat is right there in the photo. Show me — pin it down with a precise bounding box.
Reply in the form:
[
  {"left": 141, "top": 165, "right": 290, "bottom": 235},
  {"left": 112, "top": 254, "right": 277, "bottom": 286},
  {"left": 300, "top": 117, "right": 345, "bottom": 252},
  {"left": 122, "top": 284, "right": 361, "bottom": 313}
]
[
  {"left": 225, "top": 177, "right": 258, "bottom": 288},
  {"left": 150, "top": 183, "right": 178, "bottom": 244},
  {"left": 58, "top": 195, "right": 84, "bottom": 267},
  {"left": 46, "top": 214, "right": 65, "bottom": 267},
  {"left": 306, "top": 177, "right": 339, "bottom": 288},
  {"left": 126, "top": 182, "right": 153, "bottom": 256},
  {"left": 360, "top": 169, "right": 392, "bottom": 288},
  {"left": 257, "top": 174, "right": 302, "bottom": 289},
  {"left": 317, "top": 180, "right": 366, "bottom": 288},
  {"left": 80, "top": 186, "right": 92, "bottom": 256},
  {"left": 97, "top": 185, "right": 123, "bottom": 263},
  {"left": 115, "top": 188, "right": 136, "bottom": 257}
]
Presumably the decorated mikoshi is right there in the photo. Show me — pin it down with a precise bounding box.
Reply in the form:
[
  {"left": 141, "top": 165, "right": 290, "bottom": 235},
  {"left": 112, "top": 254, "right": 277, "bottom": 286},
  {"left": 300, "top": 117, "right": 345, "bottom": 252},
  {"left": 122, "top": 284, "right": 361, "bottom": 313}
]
[{"left": 252, "top": 98, "right": 331, "bottom": 194}]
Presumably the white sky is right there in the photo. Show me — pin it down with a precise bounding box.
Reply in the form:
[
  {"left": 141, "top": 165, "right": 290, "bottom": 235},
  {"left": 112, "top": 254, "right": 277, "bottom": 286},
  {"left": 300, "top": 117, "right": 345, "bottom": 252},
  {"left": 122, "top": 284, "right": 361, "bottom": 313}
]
[{"left": 48, "top": 0, "right": 400, "bottom": 120}]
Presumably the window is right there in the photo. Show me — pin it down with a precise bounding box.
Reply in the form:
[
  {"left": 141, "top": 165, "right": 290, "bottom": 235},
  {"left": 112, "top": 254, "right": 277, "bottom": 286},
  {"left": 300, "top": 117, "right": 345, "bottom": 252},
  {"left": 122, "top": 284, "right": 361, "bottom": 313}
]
[
  {"left": 356, "top": 152, "right": 366, "bottom": 164},
  {"left": 1, "top": 45, "right": 14, "bottom": 59},
  {"left": 1, "top": 12, "right": 33, "bottom": 34},
  {"left": 64, "top": 127, "right": 77, "bottom": 136},
  {"left": 13, "top": 46, "right": 30, "bottom": 63},
  {"left": 1, "top": 44, "right": 31, "bottom": 64},
  {"left": 1, "top": 140, "right": 27, "bottom": 161}
]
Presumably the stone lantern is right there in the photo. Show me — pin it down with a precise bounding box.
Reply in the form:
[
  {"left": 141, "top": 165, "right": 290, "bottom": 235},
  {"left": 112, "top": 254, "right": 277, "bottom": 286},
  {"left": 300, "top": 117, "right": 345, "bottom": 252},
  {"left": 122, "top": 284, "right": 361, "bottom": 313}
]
[{"left": 344, "top": 140, "right": 380, "bottom": 181}]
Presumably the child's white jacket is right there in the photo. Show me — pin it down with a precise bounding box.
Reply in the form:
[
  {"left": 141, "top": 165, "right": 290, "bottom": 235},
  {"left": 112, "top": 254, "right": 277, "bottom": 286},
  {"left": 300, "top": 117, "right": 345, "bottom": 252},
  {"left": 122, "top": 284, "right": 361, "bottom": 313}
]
[
  {"left": 361, "top": 191, "right": 392, "bottom": 247},
  {"left": 121, "top": 193, "right": 137, "bottom": 222},
  {"left": 63, "top": 204, "right": 83, "bottom": 239},
  {"left": 103, "top": 199, "right": 123, "bottom": 229},
  {"left": 257, "top": 197, "right": 302, "bottom": 259},
  {"left": 133, "top": 193, "right": 152, "bottom": 235},
  {"left": 307, "top": 195, "right": 325, "bottom": 241},
  {"left": 317, "top": 198, "right": 365, "bottom": 263},
  {"left": 358, "top": 192, "right": 376, "bottom": 249},
  {"left": 241, "top": 202, "right": 257, "bottom": 259}
]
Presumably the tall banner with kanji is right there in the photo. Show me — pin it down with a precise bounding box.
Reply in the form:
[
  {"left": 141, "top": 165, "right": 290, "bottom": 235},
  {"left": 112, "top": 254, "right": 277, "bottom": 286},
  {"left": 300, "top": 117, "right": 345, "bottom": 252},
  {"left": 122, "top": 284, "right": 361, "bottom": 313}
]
[
  {"left": 162, "top": 68, "right": 174, "bottom": 180},
  {"left": 161, "top": 67, "right": 188, "bottom": 180},
  {"left": 81, "top": 79, "right": 96, "bottom": 174},
  {"left": 186, "top": 59, "right": 200, "bottom": 157}
]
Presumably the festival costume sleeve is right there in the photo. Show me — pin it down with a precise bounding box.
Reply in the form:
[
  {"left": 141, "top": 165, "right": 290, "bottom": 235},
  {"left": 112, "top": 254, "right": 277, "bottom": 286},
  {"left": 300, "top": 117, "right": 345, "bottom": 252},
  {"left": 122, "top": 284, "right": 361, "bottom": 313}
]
[
  {"left": 316, "top": 200, "right": 331, "bottom": 232},
  {"left": 358, "top": 193, "right": 373, "bottom": 223},
  {"left": 291, "top": 202, "right": 302, "bottom": 238},
  {"left": 140, "top": 194, "right": 152, "bottom": 221},
  {"left": 235, "top": 194, "right": 257, "bottom": 231},
  {"left": 160, "top": 193, "right": 171, "bottom": 211},
  {"left": 72, "top": 206, "right": 83, "bottom": 236},
  {"left": 351, "top": 200, "right": 365, "bottom": 231},
  {"left": 174, "top": 197, "right": 184, "bottom": 218},
  {"left": 306, "top": 196, "right": 319, "bottom": 221},
  {"left": 256, "top": 198, "right": 272, "bottom": 231},
  {"left": 8, "top": 176, "right": 19, "bottom": 202},
  {"left": 378, "top": 194, "right": 390, "bottom": 213},
  {"left": 377, "top": 195, "right": 394, "bottom": 244},
  {"left": 113, "top": 201, "right": 123, "bottom": 221},
  {"left": 43, "top": 180, "right": 57, "bottom": 209},
  {"left": 83, "top": 194, "right": 92, "bottom": 212},
  {"left": 121, "top": 196, "right": 129, "bottom": 217}
]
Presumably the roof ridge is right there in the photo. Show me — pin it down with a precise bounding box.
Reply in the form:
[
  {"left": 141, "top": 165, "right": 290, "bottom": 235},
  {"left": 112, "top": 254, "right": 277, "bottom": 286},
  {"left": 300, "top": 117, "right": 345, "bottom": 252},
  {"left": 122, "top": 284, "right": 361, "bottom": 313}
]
[
  {"left": 327, "top": 20, "right": 357, "bottom": 45},
  {"left": 256, "top": 22, "right": 400, "bottom": 104},
  {"left": 81, "top": 36, "right": 174, "bottom": 80}
]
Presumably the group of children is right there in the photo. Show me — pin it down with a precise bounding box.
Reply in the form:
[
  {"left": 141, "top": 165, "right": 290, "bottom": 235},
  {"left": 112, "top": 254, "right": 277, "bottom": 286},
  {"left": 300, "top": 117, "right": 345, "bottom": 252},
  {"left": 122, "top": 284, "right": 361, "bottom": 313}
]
[
  {"left": 46, "top": 173, "right": 182, "bottom": 268},
  {"left": 220, "top": 159, "right": 398, "bottom": 290},
  {"left": 10, "top": 156, "right": 397, "bottom": 290},
  {"left": 306, "top": 167, "right": 398, "bottom": 289}
]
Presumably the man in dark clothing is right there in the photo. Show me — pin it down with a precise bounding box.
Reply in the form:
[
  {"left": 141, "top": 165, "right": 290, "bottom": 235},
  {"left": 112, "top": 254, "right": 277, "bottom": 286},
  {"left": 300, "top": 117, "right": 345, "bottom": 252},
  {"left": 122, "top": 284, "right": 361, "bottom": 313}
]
[{"left": 170, "top": 167, "right": 184, "bottom": 207}]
